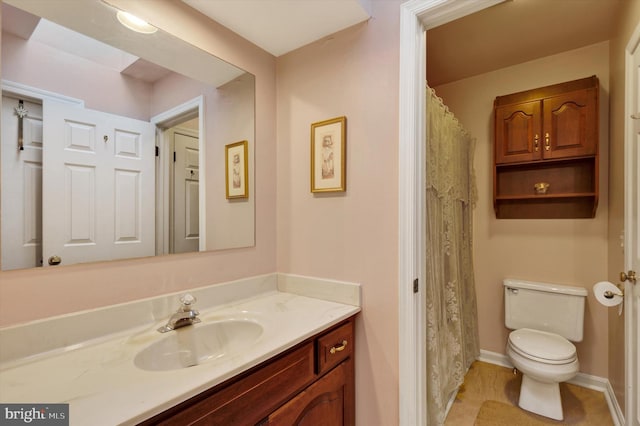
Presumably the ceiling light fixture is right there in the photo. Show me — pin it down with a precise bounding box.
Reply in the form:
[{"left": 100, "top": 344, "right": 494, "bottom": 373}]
[{"left": 116, "top": 10, "right": 157, "bottom": 34}]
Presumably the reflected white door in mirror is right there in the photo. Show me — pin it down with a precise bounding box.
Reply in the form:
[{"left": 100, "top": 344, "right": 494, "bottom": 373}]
[
  {"left": 2, "top": 89, "right": 156, "bottom": 270},
  {"left": 1, "top": 96, "right": 43, "bottom": 269},
  {"left": 171, "top": 129, "right": 200, "bottom": 254}
]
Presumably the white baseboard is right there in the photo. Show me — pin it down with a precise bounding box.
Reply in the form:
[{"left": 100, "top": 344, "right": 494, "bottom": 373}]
[{"left": 478, "top": 349, "right": 624, "bottom": 426}]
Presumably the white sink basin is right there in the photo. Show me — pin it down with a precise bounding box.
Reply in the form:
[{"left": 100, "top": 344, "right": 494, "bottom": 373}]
[{"left": 134, "top": 319, "right": 263, "bottom": 371}]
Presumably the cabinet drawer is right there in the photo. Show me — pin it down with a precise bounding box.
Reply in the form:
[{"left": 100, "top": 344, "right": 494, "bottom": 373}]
[
  {"left": 148, "top": 342, "right": 315, "bottom": 425},
  {"left": 317, "top": 321, "right": 353, "bottom": 375}
]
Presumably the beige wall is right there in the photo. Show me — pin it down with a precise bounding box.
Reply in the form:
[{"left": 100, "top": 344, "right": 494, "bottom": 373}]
[
  {"left": 276, "top": 1, "right": 400, "bottom": 424},
  {"left": 607, "top": 0, "right": 640, "bottom": 411},
  {"left": 434, "top": 41, "right": 611, "bottom": 377},
  {"left": 0, "top": 0, "right": 277, "bottom": 326}
]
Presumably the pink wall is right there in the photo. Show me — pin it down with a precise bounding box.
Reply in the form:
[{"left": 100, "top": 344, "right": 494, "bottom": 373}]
[
  {"left": 434, "top": 42, "right": 611, "bottom": 377},
  {"left": 276, "top": 1, "right": 400, "bottom": 424},
  {"left": 151, "top": 72, "right": 256, "bottom": 251},
  {"left": 0, "top": 0, "right": 277, "bottom": 325},
  {"left": 207, "top": 74, "right": 255, "bottom": 250},
  {"left": 2, "top": 31, "right": 152, "bottom": 120}
]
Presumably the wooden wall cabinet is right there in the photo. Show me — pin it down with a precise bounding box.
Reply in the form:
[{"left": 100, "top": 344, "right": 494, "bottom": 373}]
[
  {"left": 493, "top": 76, "right": 599, "bottom": 219},
  {"left": 139, "top": 317, "right": 355, "bottom": 426}
]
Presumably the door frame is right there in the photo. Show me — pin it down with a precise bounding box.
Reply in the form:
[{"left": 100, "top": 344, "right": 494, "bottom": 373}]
[
  {"left": 397, "top": 1, "right": 505, "bottom": 424},
  {"left": 2, "top": 80, "right": 84, "bottom": 108},
  {"left": 624, "top": 19, "right": 640, "bottom": 426},
  {"left": 151, "top": 96, "right": 205, "bottom": 255}
]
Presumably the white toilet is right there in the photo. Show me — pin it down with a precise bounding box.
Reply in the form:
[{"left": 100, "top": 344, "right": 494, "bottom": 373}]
[{"left": 504, "top": 278, "right": 588, "bottom": 421}]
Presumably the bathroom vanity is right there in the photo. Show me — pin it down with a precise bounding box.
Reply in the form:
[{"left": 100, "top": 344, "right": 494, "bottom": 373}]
[
  {"left": 140, "top": 318, "right": 354, "bottom": 425},
  {"left": 0, "top": 274, "right": 361, "bottom": 426}
]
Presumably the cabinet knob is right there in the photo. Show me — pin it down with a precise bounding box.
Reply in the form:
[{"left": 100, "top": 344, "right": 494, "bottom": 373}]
[
  {"left": 545, "top": 133, "right": 551, "bottom": 151},
  {"left": 534, "top": 134, "right": 539, "bottom": 152}
]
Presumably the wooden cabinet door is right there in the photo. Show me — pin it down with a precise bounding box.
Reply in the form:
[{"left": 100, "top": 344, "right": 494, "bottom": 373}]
[
  {"left": 495, "top": 100, "right": 542, "bottom": 164},
  {"left": 542, "top": 88, "right": 598, "bottom": 159},
  {"left": 266, "top": 362, "right": 349, "bottom": 426}
]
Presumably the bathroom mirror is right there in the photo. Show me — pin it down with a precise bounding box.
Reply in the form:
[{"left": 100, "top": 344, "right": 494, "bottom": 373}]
[{"left": 0, "top": 0, "right": 255, "bottom": 271}]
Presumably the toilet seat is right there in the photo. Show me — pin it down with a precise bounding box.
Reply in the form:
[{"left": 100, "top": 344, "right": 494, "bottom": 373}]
[{"left": 508, "top": 328, "right": 576, "bottom": 365}]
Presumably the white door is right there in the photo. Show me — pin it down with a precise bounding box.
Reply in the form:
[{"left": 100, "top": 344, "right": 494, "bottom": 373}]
[
  {"left": 172, "top": 130, "right": 199, "bottom": 253},
  {"left": 1, "top": 96, "right": 44, "bottom": 270},
  {"left": 625, "top": 23, "right": 640, "bottom": 426},
  {"left": 42, "top": 100, "right": 155, "bottom": 266}
]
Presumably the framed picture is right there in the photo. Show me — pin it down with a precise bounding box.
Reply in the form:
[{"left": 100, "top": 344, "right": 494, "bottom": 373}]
[
  {"left": 311, "top": 116, "right": 346, "bottom": 193},
  {"left": 225, "top": 140, "right": 249, "bottom": 199}
]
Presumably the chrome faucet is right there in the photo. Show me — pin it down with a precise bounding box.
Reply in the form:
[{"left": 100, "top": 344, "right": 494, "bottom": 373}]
[{"left": 158, "top": 293, "right": 201, "bottom": 333}]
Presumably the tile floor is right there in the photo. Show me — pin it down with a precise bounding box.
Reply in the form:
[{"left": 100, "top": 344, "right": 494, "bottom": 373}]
[{"left": 444, "top": 361, "right": 614, "bottom": 425}]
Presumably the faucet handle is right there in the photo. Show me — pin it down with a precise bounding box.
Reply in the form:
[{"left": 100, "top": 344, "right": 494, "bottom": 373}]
[{"left": 180, "top": 293, "right": 196, "bottom": 306}]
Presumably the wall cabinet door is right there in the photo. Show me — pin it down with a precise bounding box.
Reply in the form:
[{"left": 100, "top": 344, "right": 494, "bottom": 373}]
[
  {"left": 494, "top": 77, "right": 598, "bottom": 165},
  {"left": 542, "top": 88, "right": 598, "bottom": 160},
  {"left": 495, "top": 100, "right": 542, "bottom": 164}
]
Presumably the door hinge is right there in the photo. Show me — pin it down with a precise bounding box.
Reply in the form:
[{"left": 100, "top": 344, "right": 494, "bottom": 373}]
[
  {"left": 155, "top": 146, "right": 159, "bottom": 157},
  {"left": 413, "top": 278, "right": 419, "bottom": 293},
  {"left": 173, "top": 151, "right": 176, "bottom": 162}
]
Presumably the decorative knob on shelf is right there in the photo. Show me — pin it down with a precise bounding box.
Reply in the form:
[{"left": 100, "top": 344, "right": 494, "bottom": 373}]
[{"left": 534, "top": 182, "right": 550, "bottom": 194}]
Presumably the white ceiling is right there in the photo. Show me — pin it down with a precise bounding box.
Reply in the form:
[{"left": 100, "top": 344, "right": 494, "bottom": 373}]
[
  {"left": 182, "top": 0, "right": 372, "bottom": 57},
  {"left": 1, "top": 3, "right": 171, "bottom": 83}
]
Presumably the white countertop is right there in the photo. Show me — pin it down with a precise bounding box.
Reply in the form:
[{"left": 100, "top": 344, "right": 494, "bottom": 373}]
[{"left": 0, "top": 275, "right": 360, "bottom": 425}]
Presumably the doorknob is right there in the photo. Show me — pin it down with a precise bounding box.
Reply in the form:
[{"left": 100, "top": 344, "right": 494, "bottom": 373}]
[
  {"left": 48, "top": 255, "right": 62, "bottom": 266},
  {"left": 620, "top": 270, "right": 637, "bottom": 284}
]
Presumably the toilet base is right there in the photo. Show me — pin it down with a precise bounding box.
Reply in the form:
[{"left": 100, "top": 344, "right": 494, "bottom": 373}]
[{"left": 518, "top": 374, "right": 564, "bottom": 421}]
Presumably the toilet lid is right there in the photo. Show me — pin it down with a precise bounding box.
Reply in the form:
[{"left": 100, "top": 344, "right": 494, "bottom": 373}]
[{"left": 509, "top": 328, "right": 576, "bottom": 364}]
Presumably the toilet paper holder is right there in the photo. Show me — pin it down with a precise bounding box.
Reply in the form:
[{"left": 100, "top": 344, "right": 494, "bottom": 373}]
[{"left": 604, "top": 284, "right": 624, "bottom": 299}]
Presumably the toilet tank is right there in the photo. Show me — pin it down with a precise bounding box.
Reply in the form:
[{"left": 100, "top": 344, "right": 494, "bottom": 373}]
[{"left": 504, "top": 279, "right": 588, "bottom": 342}]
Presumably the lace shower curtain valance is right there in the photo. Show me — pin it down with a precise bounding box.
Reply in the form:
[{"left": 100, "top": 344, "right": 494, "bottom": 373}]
[
  {"left": 425, "top": 86, "right": 477, "bottom": 206},
  {"left": 425, "top": 85, "right": 480, "bottom": 425}
]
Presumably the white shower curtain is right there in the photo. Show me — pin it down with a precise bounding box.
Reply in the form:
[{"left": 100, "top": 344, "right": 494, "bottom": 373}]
[{"left": 425, "top": 86, "right": 480, "bottom": 425}]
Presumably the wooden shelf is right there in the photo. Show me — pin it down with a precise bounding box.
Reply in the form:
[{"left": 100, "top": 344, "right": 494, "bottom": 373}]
[
  {"left": 494, "top": 196, "right": 598, "bottom": 219},
  {"left": 496, "top": 193, "right": 596, "bottom": 201}
]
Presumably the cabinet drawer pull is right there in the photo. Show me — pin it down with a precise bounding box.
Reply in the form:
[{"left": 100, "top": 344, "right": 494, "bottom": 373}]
[
  {"left": 534, "top": 134, "right": 539, "bottom": 152},
  {"left": 545, "top": 133, "right": 550, "bottom": 151},
  {"left": 330, "top": 340, "right": 348, "bottom": 354}
]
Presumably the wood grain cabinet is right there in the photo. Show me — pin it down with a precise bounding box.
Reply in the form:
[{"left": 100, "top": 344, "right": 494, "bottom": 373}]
[
  {"left": 139, "top": 317, "right": 355, "bottom": 426},
  {"left": 493, "top": 76, "right": 599, "bottom": 219}
]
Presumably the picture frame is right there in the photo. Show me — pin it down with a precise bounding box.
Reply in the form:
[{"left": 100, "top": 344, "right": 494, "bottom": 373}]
[
  {"left": 311, "top": 116, "right": 346, "bottom": 193},
  {"left": 225, "top": 140, "right": 249, "bottom": 199}
]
